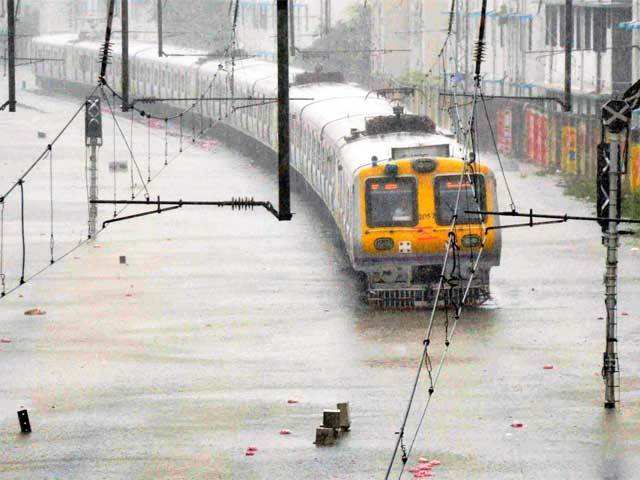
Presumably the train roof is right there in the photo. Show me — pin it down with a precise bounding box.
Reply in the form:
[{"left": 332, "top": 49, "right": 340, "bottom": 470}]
[{"left": 33, "top": 34, "right": 460, "bottom": 177}]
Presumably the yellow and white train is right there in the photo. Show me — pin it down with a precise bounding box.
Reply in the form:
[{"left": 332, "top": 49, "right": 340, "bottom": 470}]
[{"left": 32, "top": 34, "right": 501, "bottom": 308}]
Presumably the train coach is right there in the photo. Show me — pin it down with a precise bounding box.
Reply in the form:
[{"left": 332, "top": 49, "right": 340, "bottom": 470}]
[{"left": 31, "top": 34, "right": 501, "bottom": 308}]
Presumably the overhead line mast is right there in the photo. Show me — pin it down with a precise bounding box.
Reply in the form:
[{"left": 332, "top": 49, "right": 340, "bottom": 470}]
[{"left": 7, "top": 0, "right": 16, "bottom": 112}]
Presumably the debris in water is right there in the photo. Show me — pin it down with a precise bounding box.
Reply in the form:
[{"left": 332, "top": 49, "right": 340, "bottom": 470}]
[
  {"left": 621, "top": 312, "right": 629, "bottom": 316},
  {"left": 245, "top": 450, "right": 255, "bottom": 456},
  {"left": 1, "top": 338, "right": 11, "bottom": 343},
  {"left": 287, "top": 399, "right": 299, "bottom": 404},
  {"left": 246, "top": 446, "right": 258, "bottom": 452},
  {"left": 413, "top": 470, "right": 434, "bottom": 478},
  {"left": 511, "top": 422, "right": 524, "bottom": 428},
  {"left": 543, "top": 365, "right": 554, "bottom": 370},
  {"left": 279, "top": 429, "right": 292, "bottom": 435},
  {"left": 24, "top": 308, "right": 46, "bottom": 316}
]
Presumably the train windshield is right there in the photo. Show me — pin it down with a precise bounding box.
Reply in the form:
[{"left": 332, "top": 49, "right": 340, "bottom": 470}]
[
  {"left": 366, "top": 177, "right": 417, "bottom": 227},
  {"left": 435, "top": 174, "right": 485, "bottom": 225}
]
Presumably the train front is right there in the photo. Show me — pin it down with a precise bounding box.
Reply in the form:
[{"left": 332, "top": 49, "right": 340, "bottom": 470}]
[{"left": 352, "top": 153, "right": 501, "bottom": 309}]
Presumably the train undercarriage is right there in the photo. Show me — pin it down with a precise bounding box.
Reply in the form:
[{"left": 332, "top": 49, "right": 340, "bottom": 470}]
[{"left": 365, "top": 265, "right": 491, "bottom": 309}]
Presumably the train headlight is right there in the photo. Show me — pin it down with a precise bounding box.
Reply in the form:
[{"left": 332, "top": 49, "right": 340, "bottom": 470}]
[
  {"left": 412, "top": 158, "right": 437, "bottom": 173},
  {"left": 461, "top": 234, "right": 482, "bottom": 248},
  {"left": 374, "top": 238, "right": 394, "bottom": 251}
]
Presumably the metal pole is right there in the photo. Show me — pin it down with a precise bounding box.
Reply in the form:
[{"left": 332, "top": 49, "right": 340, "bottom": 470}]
[
  {"left": 276, "top": 0, "right": 292, "bottom": 221},
  {"left": 603, "top": 133, "right": 620, "bottom": 409},
  {"left": 157, "top": 0, "right": 163, "bottom": 57},
  {"left": 596, "top": 52, "right": 602, "bottom": 94},
  {"left": 464, "top": 0, "right": 469, "bottom": 89},
  {"left": 564, "top": 0, "right": 572, "bottom": 111},
  {"left": 100, "top": 0, "right": 116, "bottom": 83},
  {"left": 7, "top": 0, "right": 16, "bottom": 112},
  {"left": 121, "top": 0, "right": 129, "bottom": 112},
  {"left": 88, "top": 140, "right": 98, "bottom": 238},
  {"left": 289, "top": 0, "right": 295, "bottom": 56}
]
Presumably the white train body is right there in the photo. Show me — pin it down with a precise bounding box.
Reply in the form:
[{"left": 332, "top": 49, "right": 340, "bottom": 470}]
[{"left": 32, "top": 34, "right": 499, "bottom": 308}]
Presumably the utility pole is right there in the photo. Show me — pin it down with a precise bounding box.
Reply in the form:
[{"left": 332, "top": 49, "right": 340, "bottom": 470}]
[
  {"left": 157, "top": 0, "right": 163, "bottom": 57},
  {"left": 7, "top": 0, "right": 16, "bottom": 112},
  {"left": 564, "top": 0, "right": 572, "bottom": 111},
  {"left": 276, "top": 0, "right": 292, "bottom": 221},
  {"left": 289, "top": 0, "right": 295, "bottom": 56},
  {"left": 121, "top": 0, "right": 129, "bottom": 112},
  {"left": 464, "top": 0, "right": 469, "bottom": 90},
  {"left": 322, "top": 0, "right": 331, "bottom": 37},
  {"left": 120, "top": 0, "right": 129, "bottom": 112},
  {"left": 599, "top": 98, "right": 629, "bottom": 408},
  {"left": 603, "top": 132, "right": 620, "bottom": 408}
]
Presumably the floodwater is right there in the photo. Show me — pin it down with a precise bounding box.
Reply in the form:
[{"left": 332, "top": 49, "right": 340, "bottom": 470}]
[{"left": 1, "top": 80, "right": 640, "bottom": 479}]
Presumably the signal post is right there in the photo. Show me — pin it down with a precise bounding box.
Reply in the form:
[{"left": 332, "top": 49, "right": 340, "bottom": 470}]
[
  {"left": 85, "top": 96, "right": 103, "bottom": 238},
  {"left": 599, "top": 99, "right": 630, "bottom": 408}
]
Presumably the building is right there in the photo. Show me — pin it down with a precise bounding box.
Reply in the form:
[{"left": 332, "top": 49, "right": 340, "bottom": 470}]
[{"left": 369, "top": 0, "right": 455, "bottom": 82}]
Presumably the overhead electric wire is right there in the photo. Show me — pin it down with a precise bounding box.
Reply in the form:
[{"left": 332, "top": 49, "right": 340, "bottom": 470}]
[
  {"left": 0, "top": 0, "right": 252, "bottom": 300},
  {"left": 386, "top": 0, "right": 509, "bottom": 475},
  {"left": 0, "top": 83, "right": 100, "bottom": 201},
  {"left": 100, "top": 87, "right": 151, "bottom": 200}
]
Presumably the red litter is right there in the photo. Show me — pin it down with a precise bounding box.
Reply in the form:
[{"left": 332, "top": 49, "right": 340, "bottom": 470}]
[
  {"left": 245, "top": 451, "right": 255, "bottom": 456},
  {"left": 287, "top": 399, "right": 299, "bottom": 404},
  {"left": 511, "top": 422, "right": 524, "bottom": 428},
  {"left": 621, "top": 312, "right": 629, "bottom": 316},
  {"left": 279, "top": 429, "right": 291, "bottom": 435},
  {"left": 1, "top": 338, "right": 11, "bottom": 343},
  {"left": 246, "top": 447, "right": 258, "bottom": 452},
  {"left": 24, "top": 308, "right": 46, "bottom": 316},
  {"left": 543, "top": 365, "right": 554, "bottom": 370},
  {"left": 413, "top": 471, "right": 434, "bottom": 478}
]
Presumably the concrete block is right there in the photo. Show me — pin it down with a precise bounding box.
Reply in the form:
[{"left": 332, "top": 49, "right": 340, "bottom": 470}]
[
  {"left": 315, "top": 426, "right": 336, "bottom": 446},
  {"left": 322, "top": 409, "right": 341, "bottom": 429},
  {"left": 337, "top": 402, "right": 350, "bottom": 431}
]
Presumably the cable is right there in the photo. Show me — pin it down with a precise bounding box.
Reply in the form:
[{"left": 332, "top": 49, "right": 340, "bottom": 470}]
[
  {"left": 147, "top": 115, "right": 151, "bottom": 182},
  {"left": 100, "top": 87, "right": 151, "bottom": 200},
  {"left": 0, "top": 199, "right": 5, "bottom": 296},
  {"left": 130, "top": 107, "right": 135, "bottom": 199},
  {"left": 112, "top": 91, "right": 117, "bottom": 217},
  {"left": 164, "top": 118, "right": 168, "bottom": 166},
  {"left": 19, "top": 180, "right": 25, "bottom": 285},
  {"left": 480, "top": 91, "right": 517, "bottom": 211},
  {"left": 48, "top": 145, "right": 54, "bottom": 264},
  {"left": 1, "top": 83, "right": 100, "bottom": 201}
]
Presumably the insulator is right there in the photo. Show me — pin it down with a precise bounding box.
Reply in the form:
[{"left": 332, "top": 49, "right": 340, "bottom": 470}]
[{"left": 473, "top": 40, "right": 486, "bottom": 67}]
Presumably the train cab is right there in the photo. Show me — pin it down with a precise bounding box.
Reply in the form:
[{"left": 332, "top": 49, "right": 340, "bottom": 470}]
[{"left": 354, "top": 153, "right": 502, "bottom": 307}]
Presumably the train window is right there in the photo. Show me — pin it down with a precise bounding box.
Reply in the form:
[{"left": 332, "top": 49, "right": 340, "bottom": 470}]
[
  {"left": 365, "top": 177, "right": 418, "bottom": 228},
  {"left": 434, "top": 174, "right": 486, "bottom": 226}
]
